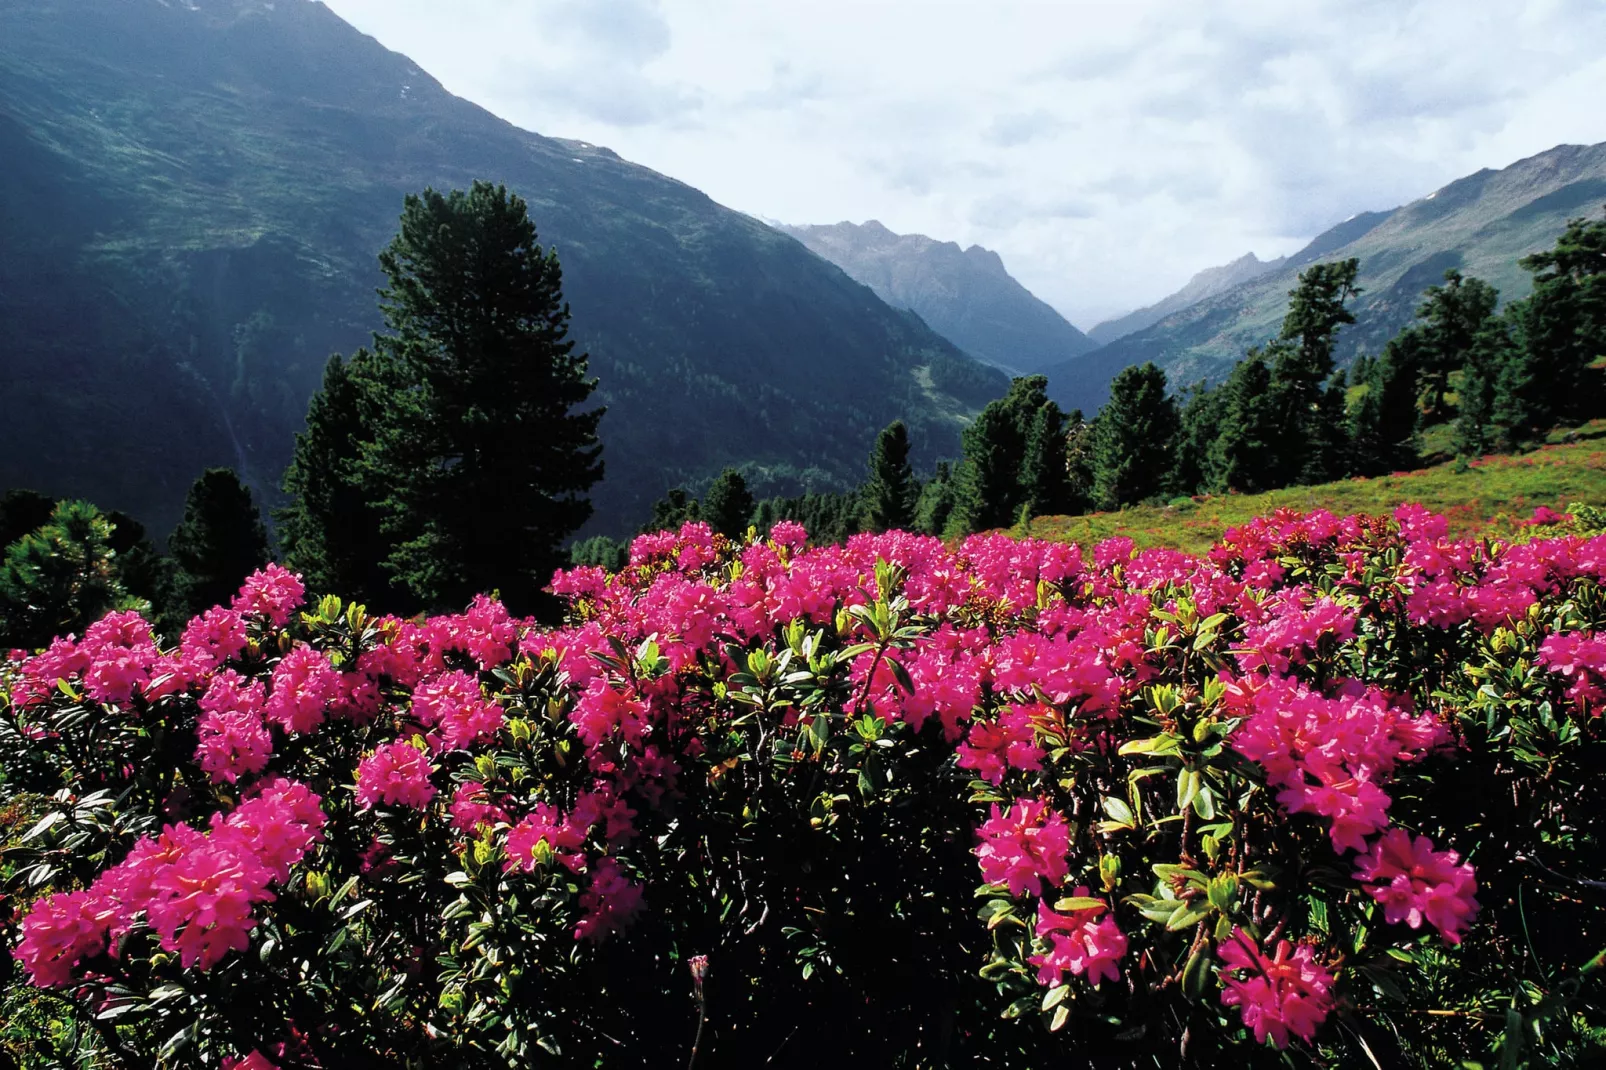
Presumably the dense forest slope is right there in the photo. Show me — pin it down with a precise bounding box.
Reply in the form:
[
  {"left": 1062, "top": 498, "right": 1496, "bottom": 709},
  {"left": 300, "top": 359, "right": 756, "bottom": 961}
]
[
  {"left": 780, "top": 220, "right": 1096, "bottom": 374},
  {"left": 0, "top": 0, "right": 1006, "bottom": 534},
  {"left": 1047, "top": 143, "right": 1606, "bottom": 413}
]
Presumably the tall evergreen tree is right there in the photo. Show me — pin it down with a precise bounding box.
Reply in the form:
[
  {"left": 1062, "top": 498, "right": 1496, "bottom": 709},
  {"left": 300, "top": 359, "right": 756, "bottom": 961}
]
[
  {"left": 704, "top": 468, "right": 755, "bottom": 540},
  {"left": 1062, "top": 410, "right": 1097, "bottom": 516},
  {"left": 644, "top": 488, "right": 701, "bottom": 533},
  {"left": 1414, "top": 270, "right": 1499, "bottom": 416},
  {"left": 1169, "top": 384, "right": 1220, "bottom": 497},
  {"left": 948, "top": 376, "right": 1053, "bottom": 535},
  {"left": 1453, "top": 318, "right": 1515, "bottom": 457},
  {"left": 861, "top": 421, "right": 918, "bottom": 532},
  {"left": 365, "top": 182, "right": 604, "bottom": 614},
  {"left": 1350, "top": 337, "right": 1423, "bottom": 476},
  {"left": 168, "top": 468, "right": 271, "bottom": 622},
  {"left": 278, "top": 351, "right": 398, "bottom": 609},
  {"left": 1269, "top": 259, "right": 1361, "bottom": 485},
  {"left": 1208, "top": 353, "right": 1281, "bottom": 493},
  {"left": 1018, "top": 404, "right": 1070, "bottom": 520},
  {"left": 0, "top": 501, "right": 141, "bottom": 650},
  {"left": 1301, "top": 370, "right": 1353, "bottom": 484},
  {"left": 914, "top": 461, "right": 957, "bottom": 536},
  {"left": 1506, "top": 209, "right": 1606, "bottom": 433},
  {"left": 1091, "top": 363, "right": 1177, "bottom": 510}
]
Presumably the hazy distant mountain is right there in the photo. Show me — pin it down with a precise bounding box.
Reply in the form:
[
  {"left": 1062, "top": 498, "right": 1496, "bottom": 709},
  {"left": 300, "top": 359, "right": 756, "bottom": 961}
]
[
  {"left": 1044, "top": 143, "right": 1606, "bottom": 414},
  {"left": 0, "top": 0, "right": 1006, "bottom": 535},
  {"left": 1087, "top": 252, "right": 1289, "bottom": 345},
  {"left": 780, "top": 221, "right": 1097, "bottom": 374}
]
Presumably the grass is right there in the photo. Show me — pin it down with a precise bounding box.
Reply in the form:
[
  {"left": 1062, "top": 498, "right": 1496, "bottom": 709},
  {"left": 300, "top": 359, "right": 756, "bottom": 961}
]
[{"left": 1026, "top": 421, "right": 1606, "bottom": 554}]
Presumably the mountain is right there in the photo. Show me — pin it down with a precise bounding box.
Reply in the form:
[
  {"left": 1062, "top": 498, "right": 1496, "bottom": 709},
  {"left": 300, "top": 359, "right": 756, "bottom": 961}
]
[
  {"left": 1087, "top": 251, "right": 1287, "bottom": 345},
  {"left": 0, "top": 0, "right": 1007, "bottom": 537},
  {"left": 1046, "top": 144, "right": 1606, "bottom": 414},
  {"left": 779, "top": 220, "right": 1097, "bottom": 374}
]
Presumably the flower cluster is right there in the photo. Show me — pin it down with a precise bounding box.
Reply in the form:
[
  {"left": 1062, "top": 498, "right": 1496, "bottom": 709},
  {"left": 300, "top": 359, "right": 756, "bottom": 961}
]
[{"left": 1217, "top": 928, "right": 1336, "bottom": 1049}]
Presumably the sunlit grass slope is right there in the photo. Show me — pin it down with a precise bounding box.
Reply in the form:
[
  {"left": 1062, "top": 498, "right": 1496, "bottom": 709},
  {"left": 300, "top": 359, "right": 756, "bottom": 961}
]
[{"left": 1027, "top": 422, "right": 1606, "bottom": 554}]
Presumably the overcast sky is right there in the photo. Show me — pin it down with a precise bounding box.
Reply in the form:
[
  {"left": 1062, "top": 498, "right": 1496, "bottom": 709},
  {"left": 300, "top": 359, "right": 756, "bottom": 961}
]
[{"left": 322, "top": 0, "right": 1606, "bottom": 329}]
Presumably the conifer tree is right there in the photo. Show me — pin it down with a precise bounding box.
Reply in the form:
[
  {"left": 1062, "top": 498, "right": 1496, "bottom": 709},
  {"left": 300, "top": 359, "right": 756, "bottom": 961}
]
[
  {"left": 1018, "top": 404, "right": 1070, "bottom": 520},
  {"left": 1301, "top": 370, "right": 1353, "bottom": 484},
  {"left": 914, "top": 461, "right": 956, "bottom": 536},
  {"left": 168, "top": 468, "right": 271, "bottom": 623},
  {"left": 1506, "top": 210, "right": 1606, "bottom": 432},
  {"left": 1414, "top": 270, "right": 1499, "bottom": 416},
  {"left": 703, "top": 469, "right": 755, "bottom": 540},
  {"left": 365, "top": 182, "right": 604, "bottom": 615},
  {"left": 278, "top": 351, "right": 398, "bottom": 609},
  {"left": 1208, "top": 353, "right": 1280, "bottom": 493},
  {"left": 1091, "top": 363, "right": 1176, "bottom": 510},
  {"left": 0, "top": 501, "right": 140, "bottom": 650},
  {"left": 1062, "top": 410, "right": 1097, "bottom": 515},
  {"left": 1169, "top": 384, "right": 1220, "bottom": 497},
  {"left": 948, "top": 376, "right": 1052, "bottom": 534},
  {"left": 1453, "top": 319, "right": 1514, "bottom": 457},
  {"left": 1350, "top": 337, "right": 1422, "bottom": 476},
  {"left": 861, "top": 421, "right": 917, "bottom": 532},
  {"left": 1269, "top": 259, "right": 1361, "bottom": 485},
  {"left": 645, "top": 488, "right": 701, "bottom": 533}
]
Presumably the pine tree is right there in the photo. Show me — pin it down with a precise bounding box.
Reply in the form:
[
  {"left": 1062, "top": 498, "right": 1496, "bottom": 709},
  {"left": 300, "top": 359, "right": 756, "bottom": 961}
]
[
  {"left": 105, "top": 509, "right": 175, "bottom": 627},
  {"left": 1301, "top": 370, "right": 1353, "bottom": 484},
  {"left": 948, "top": 376, "right": 1051, "bottom": 535},
  {"left": 168, "top": 468, "right": 271, "bottom": 622},
  {"left": 1063, "top": 410, "right": 1097, "bottom": 515},
  {"left": 914, "top": 461, "right": 956, "bottom": 536},
  {"left": 1269, "top": 259, "right": 1361, "bottom": 485},
  {"left": 1018, "top": 405, "right": 1070, "bottom": 520},
  {"left": 1454, "top": 319, "right": 1515, "bottom": 457},
  {"left": 1350, "top": 337, "right": 1423, "bottom": 476},
  {"left": 365, "top": 182, "right": 604, "bottom": 615},
  {"left": 645, "top": 488, "right": 701, "bottom": 533},
  {"left": 861, "top": 421, "right": 918, "bottom": 532},
  {"left": 278, "top": 351, "right": 399, "bottom": 609},
  {"left": 1208, "top": 353, "right": 1280, "bottom": 493},
  {"left": 1414, "top": 270, "right": 1499, "bottom": 417},
  {"left": 1169, "top": 384, "right": 1220, "bottom": 497},
  {"left": 1091, "top": 363, "right": 1177, "bottom": 510},
  {"left": 704, "top": 469, "right": 755, "bottom": 540},
  {"left": 1, "top": 501, "right": 142, "bottom": 650},
  {"left": 1509, "top": 209, "right": 1606, "bottom": 431}
]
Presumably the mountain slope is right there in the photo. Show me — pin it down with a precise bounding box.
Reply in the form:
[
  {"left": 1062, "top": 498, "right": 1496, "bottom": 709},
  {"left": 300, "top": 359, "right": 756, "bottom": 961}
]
[
  {"left": 0, "top": 0, "right": 1007, "bottom": 535},
  {"left": 1046, "top": 144, "right": 1606, "bottom": 414},
  {"left": 1086, "top": 251, "right": 1288, "bottom": 346},
  {"left": 779, "top": 220, "right": 1096, "bottom": 374}
]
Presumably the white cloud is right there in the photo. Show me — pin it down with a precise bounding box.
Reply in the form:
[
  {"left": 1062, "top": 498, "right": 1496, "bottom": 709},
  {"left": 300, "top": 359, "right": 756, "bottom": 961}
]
[{"left": 323, "top": 0, "right": 1606, "bottom": 328}]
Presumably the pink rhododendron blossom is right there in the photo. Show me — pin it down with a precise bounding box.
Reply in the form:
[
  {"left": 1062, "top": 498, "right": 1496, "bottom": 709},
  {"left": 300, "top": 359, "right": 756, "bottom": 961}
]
[
  {"left": 223, "top": 1053, "right": 279, "bottom": 1070},
  {"left": 1029, "top": 891, "right": 1127, "bottom": 987},
  {"left": 769, "top": 519, "right": 807, "bottom": 549},
  {"left": 179, "top": 607, "right": 250, "bottom": 673},
  {"left": 1218, "top": 928, "right": 1335, "bottom": 1049},
  {"left": 12, "top": 889, "right": 116, "bottom": 987},
  {"left": 195, "top": 706, "right": 272, "bottom": 784},
  {"left": 957, "top": 704, "right": 1046, "bottom": 784},
  {"left": 232, "top": 564, "right": 305, "bottom": 627},
  {"left": 356, "top": 740, "right": 437, "bottom": 810},
  {"left": 448, "top": 781, "right": 509, "bottom": 834},
  {"left": 1538, "top": 630, "right": 1606, "bottom": 715},
  {"left": 80, "top": 611, "right": 159, "bottom": 704},
  {"left": 264, "top": 646, "right": 340, "bottom": 735},
  {"left": 974, "top": 798, "right": 1070, "bottom": 897},
  {"left": 412, "top": 670, "right": 503, "bottom": 751},
  {"left": 1353, "top": 828, "right": 1479, "bottom": 944},
  {"left": 505, "top": 802, "right": 590, "bottom": 873},
  {"left": 573, "top": 857, "right": 643, "bottom": 942}
]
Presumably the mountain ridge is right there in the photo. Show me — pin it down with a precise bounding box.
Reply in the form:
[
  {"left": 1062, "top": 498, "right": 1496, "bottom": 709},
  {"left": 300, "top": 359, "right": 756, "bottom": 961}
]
[
  {"left": 778, "top": 219, "right": 1098, "bottom": 375},
  {"left": 0, "top": 0, "right": 1007, "bottom": 535}
]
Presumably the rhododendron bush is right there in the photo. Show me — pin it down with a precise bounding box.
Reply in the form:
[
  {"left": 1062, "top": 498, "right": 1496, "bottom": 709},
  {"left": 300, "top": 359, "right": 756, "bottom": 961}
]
[{"left": 3, "top": 509, "right": 1605, "bottom": 1067}]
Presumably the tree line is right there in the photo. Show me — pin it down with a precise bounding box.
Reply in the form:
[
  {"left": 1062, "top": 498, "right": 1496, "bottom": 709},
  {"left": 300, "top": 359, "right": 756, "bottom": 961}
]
[{"left": 619, "top": 208, "right": 1604, "bottom": 552}]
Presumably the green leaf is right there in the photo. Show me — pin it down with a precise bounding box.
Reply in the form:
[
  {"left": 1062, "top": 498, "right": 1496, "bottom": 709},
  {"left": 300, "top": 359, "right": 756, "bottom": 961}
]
[
  {"left": 1053, "top": 896, "right": 1106, "bottom": 913},
  {"left": 1182, "top": 945, "right": 1212, "bottom": 1001}
]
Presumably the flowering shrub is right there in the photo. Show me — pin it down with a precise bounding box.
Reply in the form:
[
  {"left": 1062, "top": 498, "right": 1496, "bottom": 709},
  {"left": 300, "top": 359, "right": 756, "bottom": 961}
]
[{"left": 2, "top": 508, "right": 1605, "bottom": 1067}]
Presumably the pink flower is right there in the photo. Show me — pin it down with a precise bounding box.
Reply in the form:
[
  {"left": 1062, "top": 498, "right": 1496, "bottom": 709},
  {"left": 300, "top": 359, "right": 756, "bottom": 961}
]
[
  {"left": 770, "top": 520, "right": 807, "bottom": 549},
  {"left": 356, "top": 740, "right": 437, "bottom": 810},
  {"left": 505, "top": 803, "right": 590, "bottom": 873},
  {"left": 232, "top": 564, "right": 305, "bottom": 627},
  {"left": 179, "top": 607, "right": 250, "bottom": 673},
  {"left": 12, "top": 889, "right": 116, "bottom": 987},
  {"left": 1218, "top": 927, "right": 1335, "bottom": 1049},
  {"left": 195, "top": 705, "right": 272, "bottom": 784},
  {"left": 1029, "top": 891, "right": 1127, "bottom": 987},
  {"left": 974, "top": 798, "right": 1071, "bottom": 898},
  {"left": 412, "top": 670, "right": 503, "bottom": 751},
  {"left": 217, "top": 778, "right": 327, "bottom": 882},
  {"left": 264, "top": 646, "right": 340, "bottom": 735},
  {"left": 142, "top": 839, "right": 274, "bottom": 970},
  {"left": 957, "top": 703, "right": 1045, "bottom": 785},
  {"left": 80, "top": 611, "right": 159, "bottom": 705},
  {"left": 448, "top": 781, "right": 509, "bottom": 835},
  {"left": 573, "top": 857, "right": 643, "bottom": 942},
  {"left": 223, "top": 1053, "right": 279, "bottom": 1070},
  {"left": 1353, "top": 828, "right": 1479, "bottom": 944}
]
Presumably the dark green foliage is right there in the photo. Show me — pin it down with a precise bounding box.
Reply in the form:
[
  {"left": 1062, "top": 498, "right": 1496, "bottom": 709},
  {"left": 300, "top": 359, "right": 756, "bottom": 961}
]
[
  {"left": 570, "top": 535, "right": 629, "bottom": 572},
  {"left": 103, "top": 510, "right": 175, "bottom": 626},
  {"left": 278, "top": 351, "right": 400, "bottom": 611},
  {"left": 757, "top": 490, "right": 863, "bottom": 546},
  {"left": 1018, "top": 404, "right": 1070, "bottom": 520},
  {"left": 1168, "top": 385, "right": 1219, "bottom": 497},
  {"left": 643, "top": 488, "right": 702, "bottom": 533},
  {"left": 1350, "top": 338, "right": 1423, "bottom": 476},
  {"left": 363, "top": 183, "right": 604, "bottom": 615},
  {"left": 1413, "top": 269, "right": 1500, "bottom": 416},
  {"left": 1062, "top": 410, "right": 1097, "bottom": 515},
  {"left": 167, "top": 468, "right": 271, "bottom": 624},
  {"left": 1091, "top": 363, "right": 1177, "bottom": 509},
  {"left": 1302, "top": 370, "right": 1353, "bottom": 484},
  {"left": 861, "top": 421, "right": 918, "bottom": 533},
  {"left": 0, "top": 501, "right": 140, "bottom": 650},
  {"left": 703, "top": 468, "right": 756, "bottom": 540},
  {"left": 1208, "top": 354, "right": 1282, "bottom": 493},
  {"left": 914, "top": 462, "right": 956, "bottom": 537},
  {"left": 1502, "top": 209, "right": 1606, "bottom": 435},
  {"left": 1268, "top": 259, "right": 1361, "bottom": 485},
  {"left": 948, "top": 376, "right": 1065, "bottom": 534}
]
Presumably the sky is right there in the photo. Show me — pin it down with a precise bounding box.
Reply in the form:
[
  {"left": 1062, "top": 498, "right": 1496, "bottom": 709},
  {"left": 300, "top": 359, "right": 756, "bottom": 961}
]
[{"left": 321, "top": 0, "right": 1606, "bottom": 329}]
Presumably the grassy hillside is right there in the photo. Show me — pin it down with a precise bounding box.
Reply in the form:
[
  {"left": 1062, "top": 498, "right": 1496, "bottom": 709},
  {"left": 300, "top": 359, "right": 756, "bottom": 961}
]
[
  {"left": 0, "top": 0, "right": 1006, "bottom": 535},
  {"left": 1026, "top": 422, "right": 1606, "bottom": 554},
  {"left": 1048, "top": 144, "right": 1606, "bottom": 413}
]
